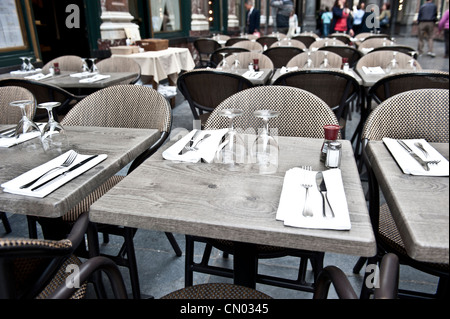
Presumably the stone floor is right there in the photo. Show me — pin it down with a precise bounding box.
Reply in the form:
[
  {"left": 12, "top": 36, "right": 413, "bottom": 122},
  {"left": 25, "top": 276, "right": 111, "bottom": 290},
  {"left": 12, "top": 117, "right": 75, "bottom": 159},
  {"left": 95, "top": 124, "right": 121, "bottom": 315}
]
[{"left": 1, "top": 35, "right": 448, "bottom": 300}]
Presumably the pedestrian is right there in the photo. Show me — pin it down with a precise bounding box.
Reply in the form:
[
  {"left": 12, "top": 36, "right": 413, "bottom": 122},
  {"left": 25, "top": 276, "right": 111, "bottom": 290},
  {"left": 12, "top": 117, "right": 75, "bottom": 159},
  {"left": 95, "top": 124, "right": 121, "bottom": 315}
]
[
  {"left": 417, "top": 0, "right": 438, "bottom": 57},
  {"left": 352, "top": 2, "right": 365, "bottom": 35},
  {"left": 244, "top": 0, "right": 261, "bottom": 35},
  {"left": 287, "top": 8, "right": 298, "bottom": 37},
  {"left": 270, "top": 0, "right": 294, "bottom": 34},
  {"left": 321, "top": 7, "right": 333, "bottom": 37},
  {"left": 377, "top": 3, "right": 391, "bottom": 32},
  {"left": 438, "top": 9, "right": 449, "bottom": 58},
  {"left": 331, "top": 0, "right": 354, "bottom": 36}
]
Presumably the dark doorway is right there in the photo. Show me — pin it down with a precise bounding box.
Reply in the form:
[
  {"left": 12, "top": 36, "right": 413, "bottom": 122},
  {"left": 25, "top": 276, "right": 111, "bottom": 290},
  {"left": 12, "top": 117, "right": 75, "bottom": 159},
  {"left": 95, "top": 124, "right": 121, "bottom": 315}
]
[{"left": 32, "top": 0, "right": 90, "bottom": 64}]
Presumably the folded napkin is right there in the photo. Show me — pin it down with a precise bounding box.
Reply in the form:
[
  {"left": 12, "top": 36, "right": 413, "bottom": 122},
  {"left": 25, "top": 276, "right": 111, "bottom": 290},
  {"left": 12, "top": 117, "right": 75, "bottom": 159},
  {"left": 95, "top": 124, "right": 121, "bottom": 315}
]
[
  {"left": 0, "top": 123, "right": 45, "bottom": 148},
  {"left": 79, "top": 74, "right": 111, "bottom": 83},
  {"left": 162, "top": 129, "right": 228, "bottom": 163},
  {"left": 242, "top": 70, "right": 264, "bottom": 79},
  {"left": 70, "top": 71, "right": 97, "bottom": 78},
  {"left": 383, "top": 138, "right": 449, "bottom": 176},
  {"left": 1, "top": 151, "right": 107, "bottom": 198},
  {"left": 280, "top": 66, "right": 299, "bottom": 74},
  {"left": 10, "top": 68, "right": 42, "bottom": 75},
  {"left": 276, "top": 167, "right": 351, "bottom": 230},
  {"left": 361, "top": 48, "right": 374, "bottom": 54},
  {"left": 24, "top": 73, "right": 52, "bottom": 81},
  {"left": 362, "top": 66, "right": 384, "bottom": 74}
]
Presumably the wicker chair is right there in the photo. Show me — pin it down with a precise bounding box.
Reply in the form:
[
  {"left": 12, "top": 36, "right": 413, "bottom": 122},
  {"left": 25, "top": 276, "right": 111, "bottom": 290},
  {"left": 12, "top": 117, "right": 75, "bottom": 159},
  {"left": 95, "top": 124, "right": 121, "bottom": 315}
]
[
  {"left": 193, "top": 38, "right": 221, "bottom": 68},
  {"left": 358, "top": 37, "right": 394, "bottom": 50},
  {"left": 329, "top": 33, "right": 353, "bottom": 45},
  {"left": 356, "top": 88, "right": 449, "bottom": 299},
  {"left": 263, "top": 46, "right": 304, "bottom": 68},
  {"left": 273, "top": 69, "right": 360, "bottom": 138},
  {"left": 292, "top": 35, "right": 317, "bottom": 48},
  {"left": 0, "top": 79, "right": 85, "bottom": 121},
  {"left": 370, "top": 45, "right": 418, "bottom": 59},
  {"left": 209, "top": 47, "right": 249, "bottom": 68},
  {"left": 269, "top": 39, "right": 306, "bottom": 50},
  {"left": 231, "top": 40, "right": 263, "bottom": 52},
  {"left": 225, "top": 37, "right": 250, "bottom": 47},
  {"left": 256, "top": 35, "right": 279, "bottom": 48},
  {"left": 0, "top": 86, "right": 36, "bottom": 234},
  {"left": 96, "top": 56, "right": 141, "bottom": 84},
  {"left": 29, "top": 85, "right": 181, "bottom": 299},
  {"left": 222, "top": 52, "right": 274, "bottom": 70},
  {"left": 185, "top": 86, "right": 341, "bottom": 292},
  {"left": 318, "top": 46, "right": 363, "bottom": 68},
  {"left": 355, "top": 51, "right": 422, "bottom": 70},
  {"left": 177, "top": 69, "right": 254, "bottom": 127},
  {"left": 41, "top": 55, "right": 83, "bottom": 74},
  {"left": 309, "top": 38, "right": 346, "bottom": 50},
  {"left": 286, "top": 51, "right": 342, "bottom": 69}
]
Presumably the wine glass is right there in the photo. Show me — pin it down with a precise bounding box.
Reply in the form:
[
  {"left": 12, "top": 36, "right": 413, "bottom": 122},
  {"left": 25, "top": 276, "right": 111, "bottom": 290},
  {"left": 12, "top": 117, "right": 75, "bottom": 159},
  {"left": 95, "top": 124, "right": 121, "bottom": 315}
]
[
  {"left": 304, "top": 51, "right": 314, "bottom": 68},
  {"left": 26, "top": 57, "right": 35, "bottom": 72},
  {"left": 9, "top": 100, "right": 43, "bottom": 151},
  {"left": 81, "top": 58, "right": 90, "bottom": 72},
  {"left": 231, "top": 53, "right": 240, "bottom": 73},
  {"left": 37, "top": 102, "right": 70, "bottom": 154},
  {"left": 20, "top": 57, "right": 28, "bottom": 72},
  {"left": 89, "top": 58, "right": 98, "bottom": 73},
  {"left": 409, "top": 51, "right": 418, "bottom": 71},
  {"left": 320, "top": 51, "right": 329, "bottom": 68},
  {"left": 215, "top": 109, "right": 246, "bottom": 167},
  {"left": 218, "top": 53, "right": 230, "bottom": 71},
  {"left": 385, "top": 51, "right": 398, "bottom": 74},
  {"left": 251, "top": 110, "right": 280, "bottom": 174}
]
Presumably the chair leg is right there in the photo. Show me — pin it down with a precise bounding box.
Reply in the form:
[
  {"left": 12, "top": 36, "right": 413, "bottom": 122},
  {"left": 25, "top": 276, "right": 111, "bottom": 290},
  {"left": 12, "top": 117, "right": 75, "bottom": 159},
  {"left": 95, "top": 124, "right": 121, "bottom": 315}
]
[
  {"left": 165, "top": 232, "right": 182, "bottom": 257},
  {"left": 185, "top": 235, "right": 195, "bottom": 287},
  {"left": 0, "top": 212, "right": 12, "bottom": 234},
  {"left": 353, "top": 257, "right": 367, "bottom": 274},
  {"left": 124, "top": 227, "right": 141, "bottom": 299},
  {"left": 26, "top": 216, "right": 38, "bottom": 239}
]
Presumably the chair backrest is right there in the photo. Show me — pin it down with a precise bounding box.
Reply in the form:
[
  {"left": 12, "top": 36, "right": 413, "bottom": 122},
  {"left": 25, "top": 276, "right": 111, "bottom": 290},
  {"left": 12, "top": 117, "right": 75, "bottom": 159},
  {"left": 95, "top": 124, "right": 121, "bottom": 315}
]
[
  {"left": 0, "top": 79, "right": 85, "bottom": 121},
  {"left": 205, "top": 85, "right": 340, "bottom": 139},
  {"left": 214, "top": 34, "right": 230, "bottom": 42},
  {"left": 273, "top": 69, "right": 360, "bottom": 123},
  {"left": 355, "top": 51, "right": 422, "bottom": 70},
  {"left": 194, "top": 38, "right": 221, "bottom": 56},
  {"left": 222, "top": 52, "right": 274, "bottom": 70},
  {"left": 225, "top": 37, "right": 250, "bottom": 46},
  {"left": 318, "top": 46, "right": 363, "bottom": 68},
  {"left": 42, "top": 55, "right": 83, "bottom": 74},
  {"left": 263, "top": 47, "right": 304, "bottom": 68},
  {"left": 177, "top": 69, "right": 254, "bottom": 122},
  {"left": 286, "top": 51, "right": 342, "bottom": 69},
  {"left": 231, "top": 40, "right": 263, "bottom": 52},
  {"left": 210, "top": 47, "right": 250, "bottom": 68},
  {"left": 0, "top": 86, "right": 36, "bottom": 124},
  {"left": 256, "top": 36, "right": 279, "bottom": 48},
  {"left": 309, "top": 38, "right": 346, "bottom": 49},
  {"left": 369, "top": 71, "right": 450, "bottom": 104},
  {"left": 358, "top": 37, "right": 392, "bottom": 50},
  {"left": 370, "top": 45, "right": 418, "bottom": 59},
  {"left": 96, "top": 56, "right": 141, "bottom": 84},
  {"left": 269, "top": 39, "right": 306, "bottom": 50},
  {"left": 329, "top": 33, "right": 352, "bottom": 45},
  {"left": 292, "top": 35, "right": 317, "bottom": 48},
  {"left": 362, "top": 89, "right": 449, "bottom": 143}
]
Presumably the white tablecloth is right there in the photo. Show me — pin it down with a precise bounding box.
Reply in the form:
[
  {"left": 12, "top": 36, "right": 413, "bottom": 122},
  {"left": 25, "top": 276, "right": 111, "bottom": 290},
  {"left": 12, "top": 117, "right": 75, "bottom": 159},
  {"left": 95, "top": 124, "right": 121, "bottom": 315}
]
[{"left": 113, "top": 47, "right": 195, "bottom": 83}]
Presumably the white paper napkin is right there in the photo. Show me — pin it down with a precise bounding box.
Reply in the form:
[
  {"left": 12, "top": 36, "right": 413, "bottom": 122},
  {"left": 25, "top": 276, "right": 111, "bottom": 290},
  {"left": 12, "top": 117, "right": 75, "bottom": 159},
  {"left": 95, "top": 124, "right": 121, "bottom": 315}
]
[
  {"left": 280, "top": 66, "right": 299, "bottom": 74},
  {"left": 0, "top": 123, "right": 45, "bottom": 148},
  {"left": 276, "top": 167, "right": 351, "bottom": 230},
  {"left": 70, "top": 71, "right": 97, "bottom": 78},
  {"left": 1, "top": 151, "right": 107, "bottom": 198},
  {"left": 162, "top": 129, "right": 228, "bottom": 163},
  {"left": 383, "top": 138, "right": 449, "bottom": 176},
  {"left": 24, "top": 73, "right": 52, "bottom": 81},
  {"left": 362, "top": 66, "right": 385, "bottom": 74},
  {"left": 242, "top": 70, "right": 264, "bottom": 79},
  {"left": 79, "top": 74, "right": 111, "bottom": 83},
  {"left": 10, "top": 68, "right": 42, "bottom": 75}
]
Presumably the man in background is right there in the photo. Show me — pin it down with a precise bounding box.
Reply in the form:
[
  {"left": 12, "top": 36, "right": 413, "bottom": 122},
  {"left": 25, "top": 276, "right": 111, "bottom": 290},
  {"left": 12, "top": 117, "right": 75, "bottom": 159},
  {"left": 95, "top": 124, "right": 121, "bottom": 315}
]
[
  {"left": 417, "top": 0, "right": 438, "bottom": 57},
  {"left": 245, "top": 0, "right": 261, "bottom": 35},
  {"left": 270, "top": 0, "right": 294, "bottom": 34}
]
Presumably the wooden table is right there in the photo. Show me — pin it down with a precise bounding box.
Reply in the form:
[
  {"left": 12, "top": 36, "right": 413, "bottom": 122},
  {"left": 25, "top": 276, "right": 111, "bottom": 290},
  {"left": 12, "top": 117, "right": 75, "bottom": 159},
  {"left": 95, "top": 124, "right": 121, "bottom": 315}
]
[
  {"left": 366, "top": 141, "right": 449, "bottom": 264},
  {"left": 90, "top": 136, "right": 376, "bottom": 287},
  {"left": 43, "top": 72, "right": 139, "bottom": 90},
  {"left": 233, "top": 68, "right": 273, "bottom": 85},
  {"left": 0, "top": 125, "right": 159, "bottom": 218}
]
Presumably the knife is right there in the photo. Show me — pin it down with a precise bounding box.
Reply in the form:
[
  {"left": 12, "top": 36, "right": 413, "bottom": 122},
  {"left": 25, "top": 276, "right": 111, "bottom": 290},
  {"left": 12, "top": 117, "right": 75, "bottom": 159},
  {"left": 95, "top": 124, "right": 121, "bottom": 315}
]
[
  {"left": 316, "top": 171, "right": 335, "bottom": 218},
  {"left": 179, "top": 130, "right": 201, "bottom": 155},
  {"left": 397, "top": 140, "right": 429, "bottom": 171},
  {"left": 31, "top": 155, "right": 98, "bottom": 191}
]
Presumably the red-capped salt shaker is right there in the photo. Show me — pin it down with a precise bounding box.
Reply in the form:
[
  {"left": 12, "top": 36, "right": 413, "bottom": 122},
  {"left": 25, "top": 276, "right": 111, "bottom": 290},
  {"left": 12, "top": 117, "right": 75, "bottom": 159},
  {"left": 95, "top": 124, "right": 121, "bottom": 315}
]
[
  {"left": 320, "top": 124, "right": 340, "bottom": 162},
  {"left": 253, "top": 58, "right": 260, "bottom": 71}
]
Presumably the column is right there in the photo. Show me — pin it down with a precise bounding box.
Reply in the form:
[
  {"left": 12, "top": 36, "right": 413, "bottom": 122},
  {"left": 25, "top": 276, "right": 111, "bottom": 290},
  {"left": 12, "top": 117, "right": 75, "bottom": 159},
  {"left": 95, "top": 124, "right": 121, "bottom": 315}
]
[
  {"left": 228, "top": 0, "right": 240, "bottom": 31},
  {"left": 303, "top": 0, "right": 316, "bottom": 32},
  {"left": 99, "top": 0, "right": 140, "bottom": 42},
  {"left": 191, "top": 0, "right": 210, "bottom": 36}
]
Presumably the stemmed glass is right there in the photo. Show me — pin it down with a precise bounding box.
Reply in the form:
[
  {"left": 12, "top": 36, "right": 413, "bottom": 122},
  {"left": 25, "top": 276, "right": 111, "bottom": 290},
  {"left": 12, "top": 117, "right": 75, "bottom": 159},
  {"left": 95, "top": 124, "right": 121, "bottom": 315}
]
[
  {"left": 231, "top": 53, "right": 240, "bottom": 73},
  {"left": 251, "top": 110, "right": 280, "bottom": 174},
  {"left": 9, "top": 100, "right": 43, "bottom": 151},
  {"left": 409, "top": 51, "right": 418, "bottom": 71},
  {"left": 26, "top": 57, "right": 35, "bottom": 71},
  {"left": 81, "top": 58, "right": 90, "bottom": 72},
  {"left": 385, "top": 51, "right": 398, "bottom": 74},
  {"left": 20, "top": 57, "right": 28, "bottom": 72},
  {"left": 218, "top": 53, "right": 230, "bottom": 71},
  {"left": 320, "top": 51, "right": 329, "bottom": 68},
  {"left": 215, "top": 109, "right": 246, "bottom": 167},
  {"left": 37, "top": 102, "right": 69, "bottom": 153},
  {"left": 89, "top": 58, "right": 98, "bottom": 73},
  {"left": 304, "top": 51, "right": 314, "bottom": 68}
]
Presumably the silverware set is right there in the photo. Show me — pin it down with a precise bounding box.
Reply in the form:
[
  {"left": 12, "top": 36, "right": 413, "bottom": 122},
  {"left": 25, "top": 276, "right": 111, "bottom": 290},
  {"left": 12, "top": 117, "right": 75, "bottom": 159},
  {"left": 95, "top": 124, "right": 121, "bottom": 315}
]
[
  {"left": 179, "top": 132, "right": 211, "bottom": 155},
  {"left": 397, "top": 140, "right": 440, "bottom": 171},
  {"left": 301, "top": 166, "right": 335, "bottom": 219},
  {"left": 0, "top": 127, "right": 16, "bottom": 138}
]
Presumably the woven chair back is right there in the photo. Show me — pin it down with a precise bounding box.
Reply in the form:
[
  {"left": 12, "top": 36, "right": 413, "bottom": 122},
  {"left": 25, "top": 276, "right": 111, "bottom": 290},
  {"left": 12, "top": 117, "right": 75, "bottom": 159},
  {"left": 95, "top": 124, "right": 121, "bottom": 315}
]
[{"left": 0, "top": 86, "right": 36, "bottom": 124}]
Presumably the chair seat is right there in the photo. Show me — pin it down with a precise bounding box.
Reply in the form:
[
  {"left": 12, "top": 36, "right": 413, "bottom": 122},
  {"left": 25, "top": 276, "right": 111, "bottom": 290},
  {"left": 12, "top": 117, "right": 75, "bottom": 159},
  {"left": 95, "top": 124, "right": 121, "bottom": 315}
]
[
  {"left": 378, "top": 203, "right": 449, "bottom": 272},
  {"left": 161, "top": 283, "right": 272, "bottom": 299}
]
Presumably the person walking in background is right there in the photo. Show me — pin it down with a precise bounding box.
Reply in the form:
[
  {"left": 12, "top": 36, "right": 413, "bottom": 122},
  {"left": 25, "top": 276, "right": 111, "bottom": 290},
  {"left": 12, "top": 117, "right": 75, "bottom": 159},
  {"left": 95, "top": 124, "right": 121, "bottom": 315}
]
[
  {"left": 438, "top": 9, "right": 449, "bottom": 58},
  {"left": 245, "top": 0, "right": 261, "bottom": 35},
  {"left": 378, "top": 2, "right": 391, "bottom": 32},
  {"left": 270, "top": 0, "right": 294, "bottom": 34},
  {"left": 331, "top": 0, "right": 354, "bottom": 36},
  {"left": 321, "top": 7, "right": 333, "bottom": 37},
  {"left": 417, "top": 0, "right": 438, "bottom": 57},
  {"left": 287, "top": 8, "right": 298, "bottom": 37},
  {"left": 352, "top": 2, "right": 365, "bottom": 35}
]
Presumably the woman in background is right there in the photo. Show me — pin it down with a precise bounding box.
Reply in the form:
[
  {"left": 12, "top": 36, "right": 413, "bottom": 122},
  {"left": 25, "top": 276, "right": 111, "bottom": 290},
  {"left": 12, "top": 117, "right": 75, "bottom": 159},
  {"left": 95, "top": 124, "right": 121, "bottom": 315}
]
[
  {"left": 332, "top": 0, "right": 354, "bottom": 36},
  {"left": 321, "top": 7, "right": 333, "bottom": 37},
  {"left": 352, "top": 2, "right": 365, "bottom": 35}
]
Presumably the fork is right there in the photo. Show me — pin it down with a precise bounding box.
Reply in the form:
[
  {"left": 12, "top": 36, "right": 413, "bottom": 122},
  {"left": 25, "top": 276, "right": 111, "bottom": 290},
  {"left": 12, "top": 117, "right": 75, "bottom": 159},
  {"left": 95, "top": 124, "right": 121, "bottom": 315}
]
[
  {"left": 182, "top": 134, "right": 211, "bottom": 152},
  {"left": 20, "top": 150, "right": 78, "bottom": 189},
  {"left": 414, "top": 142, "right": 429, "bottom": 158},
  {"left": 301, "top": 166, "right": 313, "bottom": 217}
]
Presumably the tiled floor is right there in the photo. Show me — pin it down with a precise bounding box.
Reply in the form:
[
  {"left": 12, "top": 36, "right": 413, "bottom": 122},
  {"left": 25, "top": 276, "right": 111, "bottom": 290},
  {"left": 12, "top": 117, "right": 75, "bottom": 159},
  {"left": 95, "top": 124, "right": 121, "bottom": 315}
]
[{"left": 1, "top": 35, "right": 448, "bottom": 299}]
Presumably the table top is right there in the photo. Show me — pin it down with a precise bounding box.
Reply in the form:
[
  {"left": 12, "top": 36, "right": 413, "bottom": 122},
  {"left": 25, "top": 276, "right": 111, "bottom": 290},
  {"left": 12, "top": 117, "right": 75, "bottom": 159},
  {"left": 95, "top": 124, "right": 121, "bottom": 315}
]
[
  {"left": 0, "top": 125, "right": 159, "bottom": 218},
  {"left": 355, "top": 68, "right": 422, "bottom": 87},
  {"left": 233, "top": 68, "right": 273, "bottom": 85},
  {"left": 270, "top": 68, "right": 363, "bottom": 85},
  {"left": 366, "top": 141, "right": 449, "bottom": 264},
  {"left": 90, "top": 136, "right": 376, "bottom": 257},
  {"left": 113, "top": 47, "right": 195, "bottom": 82}
]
